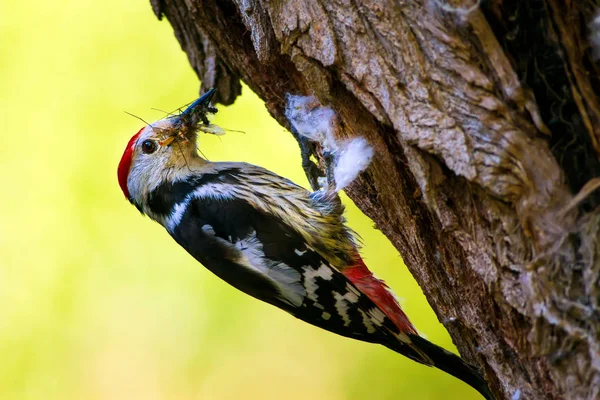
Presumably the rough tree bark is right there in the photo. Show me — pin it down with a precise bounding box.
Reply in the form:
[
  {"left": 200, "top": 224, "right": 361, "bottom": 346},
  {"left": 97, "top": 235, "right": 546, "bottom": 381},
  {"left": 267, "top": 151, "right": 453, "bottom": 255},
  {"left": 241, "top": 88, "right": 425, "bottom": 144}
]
[{"left": 149, "top": 1, "right": 600, "bottom": 399}]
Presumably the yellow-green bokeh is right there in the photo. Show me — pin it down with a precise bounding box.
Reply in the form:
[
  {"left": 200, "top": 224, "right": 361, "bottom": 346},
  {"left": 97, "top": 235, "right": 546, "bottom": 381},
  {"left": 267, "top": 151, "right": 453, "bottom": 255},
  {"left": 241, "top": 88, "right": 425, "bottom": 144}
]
[{"left": 0, "top": 1, "right": 479, "bottom": 399}]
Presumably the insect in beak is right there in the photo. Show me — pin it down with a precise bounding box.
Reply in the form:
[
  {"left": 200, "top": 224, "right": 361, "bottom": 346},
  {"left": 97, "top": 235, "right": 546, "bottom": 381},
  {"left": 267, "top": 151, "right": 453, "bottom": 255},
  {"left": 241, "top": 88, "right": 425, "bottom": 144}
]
[{"left": 159, "top": 136, "right": 176, "bottom": 147}]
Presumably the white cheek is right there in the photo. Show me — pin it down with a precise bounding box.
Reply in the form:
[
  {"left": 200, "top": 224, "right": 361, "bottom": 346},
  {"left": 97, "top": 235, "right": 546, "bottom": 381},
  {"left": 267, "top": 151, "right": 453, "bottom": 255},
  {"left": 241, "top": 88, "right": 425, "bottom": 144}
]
[{"left": 127, "top": 151, "right": 170, "bottom": 203}]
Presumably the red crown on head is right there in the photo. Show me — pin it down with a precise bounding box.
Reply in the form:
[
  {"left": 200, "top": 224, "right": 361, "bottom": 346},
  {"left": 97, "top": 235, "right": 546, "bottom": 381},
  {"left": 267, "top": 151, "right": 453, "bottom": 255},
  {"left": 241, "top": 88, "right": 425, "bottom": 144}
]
[{"left": 117, "top": 127, "right": 144, "bottom": 200}]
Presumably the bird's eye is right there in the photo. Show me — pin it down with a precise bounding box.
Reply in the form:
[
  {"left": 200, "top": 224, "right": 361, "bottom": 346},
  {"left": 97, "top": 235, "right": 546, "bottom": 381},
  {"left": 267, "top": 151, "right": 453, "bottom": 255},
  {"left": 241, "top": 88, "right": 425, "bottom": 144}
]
[{"left": 141, "top": 140, "right": 157, "bottom": 154}]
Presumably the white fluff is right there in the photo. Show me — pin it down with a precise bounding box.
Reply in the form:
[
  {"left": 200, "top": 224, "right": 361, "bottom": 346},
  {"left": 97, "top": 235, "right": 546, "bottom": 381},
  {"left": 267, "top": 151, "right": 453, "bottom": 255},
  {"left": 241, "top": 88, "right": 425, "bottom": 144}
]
[
  {"left": 333, "top": 138, "right": 374, "bottom": 191},
  {"left": 285, "top": 95, "right": 339, "bottom": 150},
  {"left": 285, "top": 94, "right": 374, "bottom": 192}
]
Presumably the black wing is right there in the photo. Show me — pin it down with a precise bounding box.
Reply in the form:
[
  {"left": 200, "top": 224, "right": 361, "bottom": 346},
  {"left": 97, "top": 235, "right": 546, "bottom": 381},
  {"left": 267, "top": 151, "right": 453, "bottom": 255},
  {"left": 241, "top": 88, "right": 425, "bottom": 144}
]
[{"left": 168, "top": 194, "right": 406, "bottom": 345}]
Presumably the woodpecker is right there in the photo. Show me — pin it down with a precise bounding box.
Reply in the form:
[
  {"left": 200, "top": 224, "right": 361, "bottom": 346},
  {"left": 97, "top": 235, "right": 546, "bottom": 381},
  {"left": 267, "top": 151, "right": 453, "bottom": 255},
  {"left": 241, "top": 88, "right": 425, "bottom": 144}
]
[{"left": 117, "top": 90, "right": 493, "bottom": 399}]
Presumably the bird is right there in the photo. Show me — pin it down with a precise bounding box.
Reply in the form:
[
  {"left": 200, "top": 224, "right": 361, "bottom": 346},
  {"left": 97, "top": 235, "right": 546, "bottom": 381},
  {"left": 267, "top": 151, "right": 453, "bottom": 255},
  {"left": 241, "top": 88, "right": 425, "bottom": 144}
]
[{"left": 117, "top": 89, "right": 492, "bottom": 399}]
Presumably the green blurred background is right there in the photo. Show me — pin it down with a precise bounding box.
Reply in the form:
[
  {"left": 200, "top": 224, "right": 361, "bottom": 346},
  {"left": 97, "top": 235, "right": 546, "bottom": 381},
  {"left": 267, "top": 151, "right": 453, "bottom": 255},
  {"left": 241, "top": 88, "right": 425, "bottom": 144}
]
[{"left": 0, "top": 1, "right": 479, "bottom": 399}]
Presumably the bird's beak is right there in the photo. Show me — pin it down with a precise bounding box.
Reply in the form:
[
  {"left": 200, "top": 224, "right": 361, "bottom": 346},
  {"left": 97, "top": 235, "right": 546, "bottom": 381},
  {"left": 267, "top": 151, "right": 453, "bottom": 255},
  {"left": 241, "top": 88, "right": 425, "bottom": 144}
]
[
  {"left": 164, "top": 88, "right": 217, "bottom": 145},
  {"left": 180, "top": 88, "right": 217, "bottom": 118}
]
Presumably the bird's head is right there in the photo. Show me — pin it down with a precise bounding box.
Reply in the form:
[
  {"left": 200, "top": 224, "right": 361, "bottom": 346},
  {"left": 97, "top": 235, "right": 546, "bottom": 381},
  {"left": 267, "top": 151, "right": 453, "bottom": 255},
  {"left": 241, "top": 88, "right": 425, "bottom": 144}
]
[{"left": 117, "top": 89, "right": 216, "bottom": 206}]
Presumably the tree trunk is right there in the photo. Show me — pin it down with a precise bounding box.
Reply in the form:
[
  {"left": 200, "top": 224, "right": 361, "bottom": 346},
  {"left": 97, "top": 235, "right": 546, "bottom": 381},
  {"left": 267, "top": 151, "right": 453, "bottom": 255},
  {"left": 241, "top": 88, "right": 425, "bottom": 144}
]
[{"left": 149, "top": 1, "right": 600, "bottom": 398}]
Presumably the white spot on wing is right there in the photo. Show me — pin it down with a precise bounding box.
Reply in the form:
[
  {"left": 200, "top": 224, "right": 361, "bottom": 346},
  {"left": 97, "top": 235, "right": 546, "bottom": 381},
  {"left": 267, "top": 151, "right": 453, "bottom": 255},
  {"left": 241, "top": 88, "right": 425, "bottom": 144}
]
[
  {"left": 332, "top": 287, "right": 363, "bottom": 327},
  {"left": 368, "top": 307, "right": 387, "bottom": 326},
  {"left": 321, "top": 312, "right": 331, "bottom": 320},
  {"left": 333, "top": 292, "right": 351, "bottom": 327},
  {"left": 358, "top": 309, "right": 377, "bottom": 334},
  {"left": 294, "top": 248, "right": 307, "bottom": 256},
  {"left": 234, "top": 231, "right": 306, "bottom": 307},
  {"left": 303, "top": 263, "right": 334, "bottom": 307},
  {"left": 333, "top": 288, "right": 362, "bottom": 327},
  {"left": 344, "top": 283, "right": 360, "bottom": 303}
]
